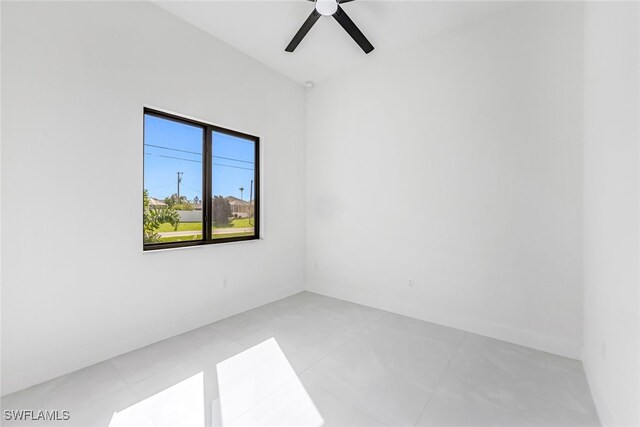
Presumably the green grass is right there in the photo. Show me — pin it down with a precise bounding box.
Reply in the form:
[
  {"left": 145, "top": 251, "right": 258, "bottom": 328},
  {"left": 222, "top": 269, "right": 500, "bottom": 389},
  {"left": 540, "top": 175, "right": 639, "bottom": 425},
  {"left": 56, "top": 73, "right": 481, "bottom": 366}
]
[
  {"left": 157, "top": 222, "right": 202, "bottom": 232},
  {"left": 213, "top": 218, "right": 254, "bottom": 229},
  {"left": 157, "top": 218, "right": 254, "bottom": 232},
  {"left": 158, "top": 234, "right": 202, "bottom": 243}
]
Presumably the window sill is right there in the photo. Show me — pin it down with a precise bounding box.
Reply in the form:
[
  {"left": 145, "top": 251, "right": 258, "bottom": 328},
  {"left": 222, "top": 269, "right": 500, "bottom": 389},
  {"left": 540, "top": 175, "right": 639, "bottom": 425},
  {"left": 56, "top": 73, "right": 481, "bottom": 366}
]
[{"left": 142, "top": 236, "right": 262, "bottom": 253}]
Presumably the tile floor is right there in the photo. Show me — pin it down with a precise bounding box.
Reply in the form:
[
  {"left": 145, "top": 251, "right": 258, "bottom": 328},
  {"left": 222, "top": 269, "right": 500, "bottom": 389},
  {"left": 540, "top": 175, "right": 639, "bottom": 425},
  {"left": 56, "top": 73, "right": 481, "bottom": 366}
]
[{"left": 1, "top": 292, "right": 600, "bottom": 427}]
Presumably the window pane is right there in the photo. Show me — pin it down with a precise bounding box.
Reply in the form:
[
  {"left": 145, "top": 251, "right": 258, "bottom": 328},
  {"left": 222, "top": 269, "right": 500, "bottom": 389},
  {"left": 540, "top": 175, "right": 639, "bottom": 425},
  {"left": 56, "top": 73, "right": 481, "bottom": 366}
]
[
  {"left": 144, "top": 114, "right": 204, "bottom": 244},
  {"left": 211, "top": 131, "right": 256, "bottom": 239}
]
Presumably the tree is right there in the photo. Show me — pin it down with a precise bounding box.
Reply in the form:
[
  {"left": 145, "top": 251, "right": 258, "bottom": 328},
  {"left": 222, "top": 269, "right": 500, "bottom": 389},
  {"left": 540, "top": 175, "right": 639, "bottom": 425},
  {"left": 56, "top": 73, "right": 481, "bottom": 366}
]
[
  {"left": 144, "top": 190, "right": 180, "bottom": 243},
  {"left": 212, "top": 196, "right": 232, "bottom": 226},
  {"left": 173, "top": 202, "right": 194, "bottom": 211},
  {"left": 239, "top": 187, "right": 244, "bottom": 201},
  {"left": 164, "top": 193, "right": 188, "bottom": 207}
]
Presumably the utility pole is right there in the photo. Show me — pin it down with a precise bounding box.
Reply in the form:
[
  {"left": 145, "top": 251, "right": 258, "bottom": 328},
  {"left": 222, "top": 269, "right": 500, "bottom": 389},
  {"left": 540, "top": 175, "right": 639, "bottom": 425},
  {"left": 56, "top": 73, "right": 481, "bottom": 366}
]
[
  {"left": 176, "top": 172, "right": 183, "bottom": 203},
  {"left": 249, "top": 180, "right": 254, "bottom": 226}
]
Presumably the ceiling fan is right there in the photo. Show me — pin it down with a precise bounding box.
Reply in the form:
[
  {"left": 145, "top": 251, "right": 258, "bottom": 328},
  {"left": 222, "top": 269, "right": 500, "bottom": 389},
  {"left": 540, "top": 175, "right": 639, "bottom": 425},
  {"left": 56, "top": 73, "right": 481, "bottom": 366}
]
[{"left": 285, "top": 0, "right": 374, "bottom": 54}]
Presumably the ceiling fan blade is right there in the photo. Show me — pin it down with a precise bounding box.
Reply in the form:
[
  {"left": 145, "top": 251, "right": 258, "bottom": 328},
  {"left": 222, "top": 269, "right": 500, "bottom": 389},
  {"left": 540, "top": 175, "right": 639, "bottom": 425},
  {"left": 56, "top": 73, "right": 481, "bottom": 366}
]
[
  {"left": 285, "top": 9, "right": 321, "bottom": 52},
  {"left": 338, "top": 0, "right": 356, "bottom": 3},
  {"left": 332, "top": 5, "right": 374, "bottom": 53}
]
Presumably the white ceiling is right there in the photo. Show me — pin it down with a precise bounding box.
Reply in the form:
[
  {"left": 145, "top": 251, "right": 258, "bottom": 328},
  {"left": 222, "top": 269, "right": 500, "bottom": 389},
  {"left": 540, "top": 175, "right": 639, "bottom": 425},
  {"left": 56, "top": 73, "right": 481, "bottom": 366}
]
[{"left": 154, "top": 1, "right": 516, "bottom": 85}]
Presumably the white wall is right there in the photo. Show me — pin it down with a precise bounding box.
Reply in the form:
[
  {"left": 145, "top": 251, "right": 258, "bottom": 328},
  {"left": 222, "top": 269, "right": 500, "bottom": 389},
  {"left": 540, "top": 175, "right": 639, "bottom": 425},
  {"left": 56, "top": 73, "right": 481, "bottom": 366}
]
[
  {"left": 4, "top": 4, "right": 639, "bottom": 422},
  {"left": 583, "top": 3, "right": 640, "bottom": 426},
  {"left": 306, "top": 3, "right": 584, "bottom": 358},
  {"left": 0, "top": 0, "right": 3, "bottom": 399},
  {"left": 1, "top": 1, "right": 306, "bottom": 395}
]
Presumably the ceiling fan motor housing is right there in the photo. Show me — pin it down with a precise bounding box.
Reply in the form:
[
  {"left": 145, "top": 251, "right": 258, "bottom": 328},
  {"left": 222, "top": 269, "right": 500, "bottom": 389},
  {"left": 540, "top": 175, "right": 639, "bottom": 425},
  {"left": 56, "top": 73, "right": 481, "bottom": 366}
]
[{"left": 316, "top": 0, "right": 338, "bottom": 16}]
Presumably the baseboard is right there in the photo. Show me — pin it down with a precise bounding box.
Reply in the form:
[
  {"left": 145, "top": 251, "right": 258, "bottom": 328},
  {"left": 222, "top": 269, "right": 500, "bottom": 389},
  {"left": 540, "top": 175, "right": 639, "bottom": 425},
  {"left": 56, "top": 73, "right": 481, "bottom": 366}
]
[
  {"left": 1, "top": 285, "right": 303, "bottom": 396},
  {"left": 4, "top": 282, "right": 583, "bottom": 396},
  {"left": 306, "top": 285, "right": 582, "bottom": 360}
]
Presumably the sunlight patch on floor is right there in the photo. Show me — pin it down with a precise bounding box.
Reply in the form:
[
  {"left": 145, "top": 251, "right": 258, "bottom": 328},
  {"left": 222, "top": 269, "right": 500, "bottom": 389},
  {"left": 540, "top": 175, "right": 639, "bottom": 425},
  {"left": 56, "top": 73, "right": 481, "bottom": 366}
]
[
  {"left": 108, "top": 338, "right": 323, "bottom": 426},
  {"left": 109, "top": 372, "right": 204, "bottom": 426},
  {"left": 215, "top": 338, "right": 324, "bottom": 426}
]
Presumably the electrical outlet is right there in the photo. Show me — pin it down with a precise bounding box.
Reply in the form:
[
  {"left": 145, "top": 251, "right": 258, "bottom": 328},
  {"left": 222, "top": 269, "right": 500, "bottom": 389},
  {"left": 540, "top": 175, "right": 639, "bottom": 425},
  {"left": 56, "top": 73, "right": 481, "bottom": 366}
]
[
  {"left": 407, "top": 277, "right": 415, "bottom": 287},
  {"left": 222, "top": 278, "right": 229, "bottom": 288}
]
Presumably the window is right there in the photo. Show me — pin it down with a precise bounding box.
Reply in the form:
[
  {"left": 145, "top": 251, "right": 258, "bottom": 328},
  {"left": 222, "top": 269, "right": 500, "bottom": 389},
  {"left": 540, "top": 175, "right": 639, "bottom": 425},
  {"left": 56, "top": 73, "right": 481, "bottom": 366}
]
[{"left": 143, "top": 108, "right": 259, "bottom": 250}]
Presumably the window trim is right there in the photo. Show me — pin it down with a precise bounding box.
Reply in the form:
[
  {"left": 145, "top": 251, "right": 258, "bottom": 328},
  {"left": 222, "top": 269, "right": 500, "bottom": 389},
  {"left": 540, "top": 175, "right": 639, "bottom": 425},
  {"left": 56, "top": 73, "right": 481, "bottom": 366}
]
[{"left": 143, "top": 107, "right": 260, "bottom": 251}]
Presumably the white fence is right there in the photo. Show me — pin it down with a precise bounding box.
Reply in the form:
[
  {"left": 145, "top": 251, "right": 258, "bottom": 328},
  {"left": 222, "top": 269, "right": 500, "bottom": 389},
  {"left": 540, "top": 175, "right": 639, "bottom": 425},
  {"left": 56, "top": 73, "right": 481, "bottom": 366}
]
[{"left": 177, "top": 210, "right": 202, "bottom": 223}]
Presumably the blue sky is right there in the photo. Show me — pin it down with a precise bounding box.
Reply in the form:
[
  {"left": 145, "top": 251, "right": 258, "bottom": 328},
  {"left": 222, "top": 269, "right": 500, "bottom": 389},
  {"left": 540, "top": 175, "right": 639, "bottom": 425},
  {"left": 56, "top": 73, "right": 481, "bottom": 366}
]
[{"left": 144, "top": 114, "right": 255, "bottom": 202}]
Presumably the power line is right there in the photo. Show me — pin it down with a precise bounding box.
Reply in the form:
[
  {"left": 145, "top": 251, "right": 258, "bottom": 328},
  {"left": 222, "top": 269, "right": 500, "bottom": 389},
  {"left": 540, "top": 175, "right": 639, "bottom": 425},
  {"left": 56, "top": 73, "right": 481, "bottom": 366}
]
[
  {"left": 145, "top": 153, "right": 255, "bottom": 171},
  {"left": 212, "top": 162, "right": 254, "bottom": 171},
  {"left": 144, "top": 144, "right": 201, "bottom": 156},
  {"left": 144, "top": 144, "right": 254, "bottom": 164},
  {"left": 145, "top": 153, "right": 201, "bottom": 163},
  {"left": 212, "top": 155, "right": 254, "bottom": 165},
  {"left": 184, "top": 184, "right": 202, "bottom": 194}
]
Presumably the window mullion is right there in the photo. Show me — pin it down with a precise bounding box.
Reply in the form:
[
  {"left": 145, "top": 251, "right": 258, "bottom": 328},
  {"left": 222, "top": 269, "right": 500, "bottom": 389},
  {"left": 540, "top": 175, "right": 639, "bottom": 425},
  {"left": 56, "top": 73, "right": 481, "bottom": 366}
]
[{"left": 204, "top": 127, "right": 213, "bottom": 241}]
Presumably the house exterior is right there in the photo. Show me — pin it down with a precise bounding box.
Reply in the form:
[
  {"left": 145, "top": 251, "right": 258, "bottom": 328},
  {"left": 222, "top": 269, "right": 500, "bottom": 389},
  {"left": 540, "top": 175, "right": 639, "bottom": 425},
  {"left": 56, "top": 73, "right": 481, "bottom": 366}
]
[
  {"left": 225, "top": 196, "right": 254, "bottom": 218},
  {"left": 148, "top": 198, "right": 168, "bottom": 208}
]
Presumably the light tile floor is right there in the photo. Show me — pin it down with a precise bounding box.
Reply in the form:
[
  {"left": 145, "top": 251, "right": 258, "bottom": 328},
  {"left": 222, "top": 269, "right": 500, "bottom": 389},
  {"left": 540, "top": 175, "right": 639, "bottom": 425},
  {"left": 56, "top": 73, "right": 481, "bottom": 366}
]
[{"left": 1, "top": 292, "right": 600, "bottom": 427}]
